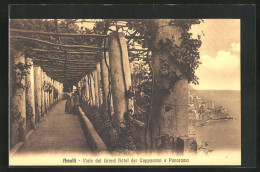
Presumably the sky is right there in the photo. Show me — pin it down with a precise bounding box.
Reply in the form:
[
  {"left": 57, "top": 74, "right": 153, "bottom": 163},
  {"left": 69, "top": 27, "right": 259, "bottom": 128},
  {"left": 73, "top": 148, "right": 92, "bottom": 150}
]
[
  {"left": 79, "top": 19, "right": 241, "bottom": 91},
  {"left": 190, "top": 19, "right": 240, "bottom": 90}
]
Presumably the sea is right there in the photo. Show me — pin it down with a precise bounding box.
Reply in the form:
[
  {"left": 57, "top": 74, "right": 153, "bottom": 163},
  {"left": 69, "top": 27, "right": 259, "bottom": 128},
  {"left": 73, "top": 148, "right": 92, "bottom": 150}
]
[
  {"left": 195, "top": 119, "right": 241, "bottom": 151},
  {"left": 191, "top": 89, "right": 241, "bottom": 152}
]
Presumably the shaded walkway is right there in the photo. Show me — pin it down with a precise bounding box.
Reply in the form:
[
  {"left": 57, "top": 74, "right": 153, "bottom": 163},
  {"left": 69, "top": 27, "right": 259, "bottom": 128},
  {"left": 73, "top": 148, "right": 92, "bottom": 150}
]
[{"left": 14, "top": 100, "right": 89, "bottom": 155}]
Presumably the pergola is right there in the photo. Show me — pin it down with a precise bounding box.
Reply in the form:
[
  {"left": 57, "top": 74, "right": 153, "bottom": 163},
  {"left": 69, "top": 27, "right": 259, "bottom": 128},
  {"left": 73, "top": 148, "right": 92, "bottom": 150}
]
[
  {"left": 10, "top": 19, "right": 190, "bottom": 152},
  {"left": 10, "top": 20, "right": 144, "bottom": 145},
  {"left": 10, "top": 28, "right": 108, "bottom": 85}
]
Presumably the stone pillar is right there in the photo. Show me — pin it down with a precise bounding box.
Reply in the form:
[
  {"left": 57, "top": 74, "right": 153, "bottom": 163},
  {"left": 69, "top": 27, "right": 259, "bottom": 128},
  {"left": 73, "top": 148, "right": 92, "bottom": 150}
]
[
  {"left": 60, "top": 82, "right": 63, "bottom": 100},
  {"left": 96, "top": 62, "right": 103, "bottom": 106},
  {"left": 149, "top": 19, "right": 190, "bottom": 151},
  {"left": 55, "top": 80, "right": 58, "bottom": 103},
  {"left": 108, "top": 31, "right": 133, "bottom": 126},
  {"left": 85, "top": 75, "right": 90, "bottom": 103},
  {"left": 90, "top": 73, "right": 95, "bottom": 106},
  {"left": 41, "top": 69, "right": 45, "bottom": 116},
  {"left": 56, "top": 81, "right": 59, "bottom": 103},
  {"left": 25, "top": 57, "right": 36, "bottom": 129},
  {"left": 57, "top": 81, "right": 59, "bottom": 102},
  {"left": 50, "top": 79, "right": 53, "bottom": 106},
  {"left": 11, "top": 54, "right": 26, "bottom": 141},
  {"left": 94, "top": 68, "right": 99, "bottom": 106},
  {"left": 45, "top": 73, "right": 49, "bottom": 111},
  {"left": 34, "top": 65, "right": 42, "bottom": 123},
  {"left": 80, "top": 80, "right": 84, "bottom": 96},
  {"left": 48, "top": 76, "right": 51, "bottom": 108},
  {"left": 46, "top": 75, "right": 50, "bottom": 110},
  {"left": 53, "top": 80, "right": 55, "bottom": 104},
  {"left": 101, "top": 52, "right": 110, "bottom": 108},
  {"left": 43, "top": 72, "right": 47, "bottom": 113}
]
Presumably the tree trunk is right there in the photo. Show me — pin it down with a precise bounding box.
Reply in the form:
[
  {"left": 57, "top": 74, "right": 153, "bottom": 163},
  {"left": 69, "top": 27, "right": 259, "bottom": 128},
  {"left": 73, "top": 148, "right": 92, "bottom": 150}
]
[
  {"left": 149, "top": 19, "right": 189, "bottom": 151},
  {"left": 25, "top": 57, "right": 36, "bottom": 129}
]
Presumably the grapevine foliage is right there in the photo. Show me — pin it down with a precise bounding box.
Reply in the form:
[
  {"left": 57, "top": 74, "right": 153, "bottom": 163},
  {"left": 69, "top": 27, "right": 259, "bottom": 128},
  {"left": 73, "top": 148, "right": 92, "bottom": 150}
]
[{"left": 156, "top": 19, "right": 202, "bottom": 87}]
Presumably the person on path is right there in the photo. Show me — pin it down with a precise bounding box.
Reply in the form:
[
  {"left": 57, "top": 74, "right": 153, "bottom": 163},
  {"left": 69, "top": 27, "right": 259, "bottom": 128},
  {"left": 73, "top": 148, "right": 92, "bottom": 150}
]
[
  {"left": 73, "top": 91, "right": 80, "bottom": 115},
  {"left": 65, "top": 93, "right": 71, "bottom": 113}
]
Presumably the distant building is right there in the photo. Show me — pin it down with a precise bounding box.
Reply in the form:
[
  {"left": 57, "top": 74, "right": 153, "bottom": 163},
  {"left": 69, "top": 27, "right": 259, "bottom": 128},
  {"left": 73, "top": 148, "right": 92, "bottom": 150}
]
[
  {"left": 209, "top": 101, "right": 214, "bottom": 109},
  {"left": 218, "top": 106, "right": 228, "bottom": 114},
  {"left": 188, "top": 110, "right": 199, "bottom": 121}
]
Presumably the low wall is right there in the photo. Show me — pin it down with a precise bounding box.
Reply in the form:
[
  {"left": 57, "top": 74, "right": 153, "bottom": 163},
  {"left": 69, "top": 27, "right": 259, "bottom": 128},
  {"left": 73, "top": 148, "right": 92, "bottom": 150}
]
[{"left": 78, "top": 106, "right": 108, "bottom": 153}]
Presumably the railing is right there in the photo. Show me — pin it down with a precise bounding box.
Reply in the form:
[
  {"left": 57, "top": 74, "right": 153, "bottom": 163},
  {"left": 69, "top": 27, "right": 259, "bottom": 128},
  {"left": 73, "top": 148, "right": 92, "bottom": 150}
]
[{"left": 78, "top": 106, "right": 108, "bottom": 153}]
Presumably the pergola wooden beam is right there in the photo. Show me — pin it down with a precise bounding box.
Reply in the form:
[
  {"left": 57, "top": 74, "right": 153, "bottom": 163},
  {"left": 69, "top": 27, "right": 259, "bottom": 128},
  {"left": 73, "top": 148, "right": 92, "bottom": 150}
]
[
  {"left": 10, "top": 29, "right": 107, "bottom": 38},
  {"left": 45, "top": 71, "right": 88, "bottom": 74},
  {"left": 32, "top": 58, "right": 97, "bottom": 63},
  {"left": 39, "top": 64, "right": 96, "bottom": 68},
  {"left": 48, "top": 74, "right": 84, "bottom": 77},
  {"left": 33, "top": 58, "right": 97, "bottom": 65},
  {"left": 32, "top": 55, "right": 98, "bottom": 61},
  {"left": 49, "top": 75, "right": 83, "bottom": 79},
  {"left": 48, "top": 73, "right": 82, "bottom": 77},
  {"left": 48, "top": 72, "right": 86, "bottom": 76},
  {"left": 43, "top": 70, "right": 93, "bottom": 74},
  {"left": 36, "top": 62, "right": 97, "bottom": 67},
  {"left": 44, "top": 69, "right": 93, "bottom": 72},
  {"left": 10, "top": 36, "right": 105, "bottom": 50},
  {"left": 10, "top": 29, "right": 145, "bottom": 39},
  {"left": 128, "top": 48, "right": 149, "bottom": 52},
  {"left": 31, "top": 49, "right": 99, "bottom": 55},
  {"left": 40, "top": 65, "right": 95, "bottom": 69}
]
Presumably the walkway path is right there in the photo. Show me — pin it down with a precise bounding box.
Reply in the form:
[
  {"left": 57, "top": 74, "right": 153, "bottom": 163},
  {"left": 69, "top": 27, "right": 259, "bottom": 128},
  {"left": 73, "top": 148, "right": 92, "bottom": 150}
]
[{"left": 14, "top": 100, "right": 89, "bottom": 155}]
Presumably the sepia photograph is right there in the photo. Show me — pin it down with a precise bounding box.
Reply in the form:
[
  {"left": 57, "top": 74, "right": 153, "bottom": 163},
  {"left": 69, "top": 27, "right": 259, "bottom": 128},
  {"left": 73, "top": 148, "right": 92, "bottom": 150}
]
[{"left": 9, "top": 18, "right": 241, "bottom": 166}]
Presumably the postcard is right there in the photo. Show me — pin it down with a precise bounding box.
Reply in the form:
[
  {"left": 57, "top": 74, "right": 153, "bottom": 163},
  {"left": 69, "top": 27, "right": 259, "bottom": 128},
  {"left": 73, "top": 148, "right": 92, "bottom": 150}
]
[{"left": 9, "top": 18, "right": 241, "bottom": 166}]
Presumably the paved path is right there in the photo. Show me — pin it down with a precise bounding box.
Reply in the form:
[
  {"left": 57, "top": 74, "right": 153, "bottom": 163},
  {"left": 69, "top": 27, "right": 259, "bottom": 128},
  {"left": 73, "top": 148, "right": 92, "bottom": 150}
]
[{"left": 15, "top": 100, "right": 89, "bottom": 155}]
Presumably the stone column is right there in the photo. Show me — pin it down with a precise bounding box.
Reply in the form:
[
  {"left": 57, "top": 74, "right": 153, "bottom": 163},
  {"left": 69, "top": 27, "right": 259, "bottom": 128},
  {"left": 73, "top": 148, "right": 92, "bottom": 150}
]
[
  {"left": 101, "top": 52, "right": 109, "bottom": 108},
  {"left": 85, "top": 75, "right": 90, "bottom": 104},
  {"left": 80, "top": 80, "right": 84, "bottom": 96},
  {"left": 11, "top": 54, "right": 26, "bottom": 141},
  {"left": 41, "top": 69, "right": 45, "bottom": 116},
  {"left": 58, "top": 82, "right": 62, "bottom": 101},
  {"left": 50, "top": 79, "right": 53, "bottom": 106},
  {"left": 25, "top": 57, "right": 36, "bottom": 129},
  {"left": 108, "top": 31, "right": 133, "bottom": 126},
  {"left": 46, "top": 75, "right": 50, "bottom": 110},
  {"left": 34, "top": 65, "right": 42, "bottom": 123},
  {"left": 149, "top": 19, "right": 190, "bottom": 151},
  {"left": 94, "top": 68, "right": 99, "bottom": 106},
  {"left": 96, "top": 62, "right": 103, "bottom": 106},
  {"left": 60, "top": 82, "right": 63, "bottom": 100},
  {"left": 43, "top": 72, "right": 47, "bottom": 113},
  {"left": 90, "top": 73, "right": 95, "bottom": 106},
  {"left": 53, "top": 80, "right": 55, "bottom": 104},
  {"left": 55, "top": 80, "right": 58, "bottom": 103},
  {"left": 45, "top": 73, "right": 49, "bottom": 112},
  {"left": 57, "top": 81, "right": 59, "bottom": 102}
]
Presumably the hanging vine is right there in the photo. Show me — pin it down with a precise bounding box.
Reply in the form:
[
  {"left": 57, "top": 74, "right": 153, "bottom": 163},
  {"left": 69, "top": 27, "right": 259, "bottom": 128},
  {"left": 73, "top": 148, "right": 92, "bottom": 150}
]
[
  {"left": 11, "top": 58, "right": 32, "bottom": 123},
  {"left": 12, "top": 61, "right": 32, "bottom": 91},
  {"left": 26, "top": 102, "right": 34, "bottom": 120},
  {"left": 156, "top": 19, "right": 202, "bottom": 91}
]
